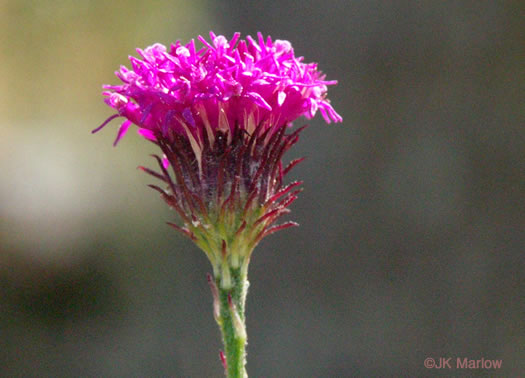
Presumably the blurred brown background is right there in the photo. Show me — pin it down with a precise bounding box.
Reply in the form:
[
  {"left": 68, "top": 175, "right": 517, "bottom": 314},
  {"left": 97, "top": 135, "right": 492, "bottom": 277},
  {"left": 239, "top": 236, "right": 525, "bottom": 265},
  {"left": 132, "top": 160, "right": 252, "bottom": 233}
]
[{"left": 1, "top": 1, "right": 523, "bottom": 376}]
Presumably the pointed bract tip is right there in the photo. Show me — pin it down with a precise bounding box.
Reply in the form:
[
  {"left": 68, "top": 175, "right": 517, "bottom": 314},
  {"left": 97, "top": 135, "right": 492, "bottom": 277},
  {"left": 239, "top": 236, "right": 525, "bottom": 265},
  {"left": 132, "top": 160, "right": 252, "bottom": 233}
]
[
  {"left": 221, "top": 240, "right": 227, "bottom": 258},
  {"left": 219, "top": 351, "right": 227, "bottom": 370}
]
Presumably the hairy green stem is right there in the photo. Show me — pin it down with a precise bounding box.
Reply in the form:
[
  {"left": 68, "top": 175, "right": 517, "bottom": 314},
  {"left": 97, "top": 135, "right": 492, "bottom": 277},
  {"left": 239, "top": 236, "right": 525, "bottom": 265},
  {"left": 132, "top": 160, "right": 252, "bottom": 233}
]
[{"left": 214, "top": 266, "right": 249, "bottom": 378}]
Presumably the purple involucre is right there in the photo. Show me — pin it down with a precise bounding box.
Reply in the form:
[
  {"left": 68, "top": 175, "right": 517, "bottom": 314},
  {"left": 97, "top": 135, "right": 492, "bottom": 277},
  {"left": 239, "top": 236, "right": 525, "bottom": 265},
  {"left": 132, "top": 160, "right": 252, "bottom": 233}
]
[{"left": 96, "top": 32, "right": 342, "bottom": 146}]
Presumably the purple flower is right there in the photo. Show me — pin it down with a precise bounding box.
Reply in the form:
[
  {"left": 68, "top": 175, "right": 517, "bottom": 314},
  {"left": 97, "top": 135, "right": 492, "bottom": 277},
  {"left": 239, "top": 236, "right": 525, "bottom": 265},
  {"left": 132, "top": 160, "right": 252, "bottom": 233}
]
[
  {"left": 94, "top": 33, "right": 342, "bottom": 376},
  {"left": 95, "top": 32, "right": 341, "bottom": 279},
  {"left": 95, "top": 32, "right": 341, "bottom": 147}
]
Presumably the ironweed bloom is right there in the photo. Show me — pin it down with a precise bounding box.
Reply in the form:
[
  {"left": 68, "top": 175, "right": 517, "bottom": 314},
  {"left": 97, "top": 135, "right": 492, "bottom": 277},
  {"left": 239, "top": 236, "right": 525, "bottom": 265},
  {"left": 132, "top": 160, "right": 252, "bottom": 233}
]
[{"left": 94, "top": 31, "right": 341, "bottom": 377}]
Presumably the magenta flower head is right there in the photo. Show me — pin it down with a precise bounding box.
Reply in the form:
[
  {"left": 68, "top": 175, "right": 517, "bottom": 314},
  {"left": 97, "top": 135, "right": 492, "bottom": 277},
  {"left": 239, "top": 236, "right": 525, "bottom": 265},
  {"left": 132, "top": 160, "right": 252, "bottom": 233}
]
[{"left": 94, "top": 31, "right": 340, "bottom": 377}]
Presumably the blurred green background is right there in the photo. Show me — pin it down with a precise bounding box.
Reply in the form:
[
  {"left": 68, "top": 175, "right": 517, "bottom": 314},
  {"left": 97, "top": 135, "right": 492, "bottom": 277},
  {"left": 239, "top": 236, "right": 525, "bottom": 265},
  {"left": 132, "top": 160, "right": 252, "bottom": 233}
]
[{"left": 1, "top": 1, "right": 523, "bottom": 376}]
